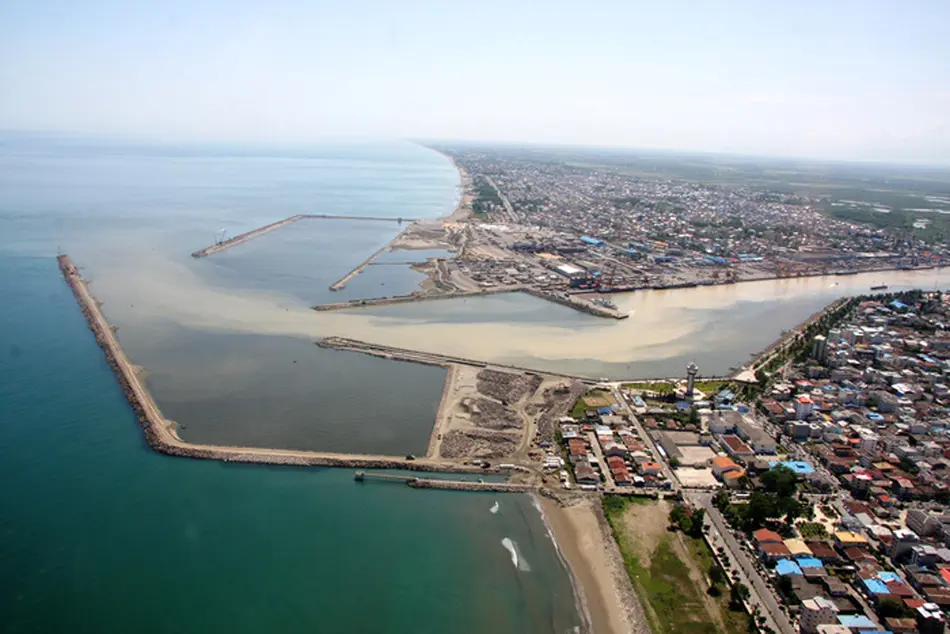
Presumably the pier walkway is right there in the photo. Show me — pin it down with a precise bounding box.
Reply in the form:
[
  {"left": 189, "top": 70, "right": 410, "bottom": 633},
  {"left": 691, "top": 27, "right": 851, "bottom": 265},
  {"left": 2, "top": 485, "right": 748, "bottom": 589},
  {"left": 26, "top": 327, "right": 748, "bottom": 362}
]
[{"left": 354, "top": 471, "right": 536, "bottom": 493}]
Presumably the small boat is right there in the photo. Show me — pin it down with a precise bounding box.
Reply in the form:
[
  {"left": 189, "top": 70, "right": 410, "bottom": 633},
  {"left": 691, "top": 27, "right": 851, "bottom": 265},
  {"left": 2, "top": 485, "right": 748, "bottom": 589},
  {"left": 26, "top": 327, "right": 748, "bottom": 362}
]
[{"left": 870, "top": 284, "right": 888, "bottom": 291}]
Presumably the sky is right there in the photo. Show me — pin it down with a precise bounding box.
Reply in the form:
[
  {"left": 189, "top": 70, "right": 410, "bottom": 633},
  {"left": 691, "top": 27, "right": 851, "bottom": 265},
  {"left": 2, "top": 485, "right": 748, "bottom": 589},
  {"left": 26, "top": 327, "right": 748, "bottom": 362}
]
[{"left": 1, "top": 0, "right": 949, "bottom": 163}]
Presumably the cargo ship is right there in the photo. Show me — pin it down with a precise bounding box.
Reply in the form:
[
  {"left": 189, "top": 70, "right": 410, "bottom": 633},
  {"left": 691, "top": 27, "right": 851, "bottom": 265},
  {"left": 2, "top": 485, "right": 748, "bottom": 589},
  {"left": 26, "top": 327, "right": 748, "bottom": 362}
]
[{"left": 870, "top": 284, "right": 888, "bottom": 291}]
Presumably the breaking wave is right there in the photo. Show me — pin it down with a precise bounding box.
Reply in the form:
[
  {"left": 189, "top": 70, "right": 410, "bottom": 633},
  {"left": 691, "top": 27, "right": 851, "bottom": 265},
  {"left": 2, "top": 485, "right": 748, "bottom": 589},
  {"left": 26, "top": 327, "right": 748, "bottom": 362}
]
[
  {"left": 501, "top": 537, "right": 531, "bottom": 571},
  {"left": 490, "top": 501, "right": 500, "bottom": 514}
]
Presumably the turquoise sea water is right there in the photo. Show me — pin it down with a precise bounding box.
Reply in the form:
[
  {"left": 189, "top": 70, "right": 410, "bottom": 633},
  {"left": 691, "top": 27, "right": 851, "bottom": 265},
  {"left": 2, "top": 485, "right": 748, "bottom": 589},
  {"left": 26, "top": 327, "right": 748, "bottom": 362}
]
[{"left": 0, "top": 137, "right": 582, "bottom": 633}]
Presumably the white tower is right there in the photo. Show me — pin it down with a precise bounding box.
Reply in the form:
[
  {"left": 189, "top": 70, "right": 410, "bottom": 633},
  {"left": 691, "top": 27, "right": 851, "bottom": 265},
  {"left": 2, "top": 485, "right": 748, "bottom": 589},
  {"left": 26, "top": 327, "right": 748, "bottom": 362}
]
[{"left": 686, "top": 362, "right": 699, "bottom": 401}]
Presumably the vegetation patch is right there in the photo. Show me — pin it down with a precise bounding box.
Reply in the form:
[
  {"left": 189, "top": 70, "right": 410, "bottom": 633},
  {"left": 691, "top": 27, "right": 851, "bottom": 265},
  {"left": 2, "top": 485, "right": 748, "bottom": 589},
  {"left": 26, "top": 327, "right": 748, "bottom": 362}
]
[
  {"left": 623, "top": 381, "right": 675, "bottom": 395},
  {"left": 797, "top": 521, "right": 828, "bottom": 539},
  {"left": 603, "top": 496, "right": 749, "bottom": 634}
]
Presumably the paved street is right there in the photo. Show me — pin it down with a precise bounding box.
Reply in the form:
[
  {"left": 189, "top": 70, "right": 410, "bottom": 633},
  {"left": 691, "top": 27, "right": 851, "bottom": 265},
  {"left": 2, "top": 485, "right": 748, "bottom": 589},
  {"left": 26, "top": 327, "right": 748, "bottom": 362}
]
[
  {"left": 609, "top": 385, "right": 680, "bottom": 490},
  {"left": 697, "top": 494, "right": 796, "bottom": 634}
]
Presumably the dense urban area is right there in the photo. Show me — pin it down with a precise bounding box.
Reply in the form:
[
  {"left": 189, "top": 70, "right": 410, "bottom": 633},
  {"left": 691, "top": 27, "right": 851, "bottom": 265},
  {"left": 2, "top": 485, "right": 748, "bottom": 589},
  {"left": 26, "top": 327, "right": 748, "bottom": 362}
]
[
  {"left": 426, "top": 147, "right": 950, "bottom": 297},
  {"left": 543, "top": 291, "right": 950, "bottom": 634}
]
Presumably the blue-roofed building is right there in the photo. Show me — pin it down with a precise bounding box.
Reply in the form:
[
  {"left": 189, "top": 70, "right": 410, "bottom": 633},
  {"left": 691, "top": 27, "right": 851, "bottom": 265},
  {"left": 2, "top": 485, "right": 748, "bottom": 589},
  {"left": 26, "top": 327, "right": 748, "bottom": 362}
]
[
  {"left": 837, "top": 614, "right": 875, "bottom": 630},
  {"left": 861, "top": 578, "right": 889, "bottom": 595},
  {"left": 876, "top": 571, "right": 899, "bottom": 583},
  {"left": 891, "top": 300, "right": 908, "bottom": 310},
  {"left": 796, "top": 557, "right": 823, "bottom": 569},
  {"left": 775, "top": 559, "right": 803, "bottom": 576},
  {"left": 768, "top": 460, "right": 815, "bottom": 476},
  {"left": 716, "top": 389, "right": 736, "bottom": 403},
  {"left": 580, "top": 236, "right": 605, "bottom": 247},
  {"left": 597, "top": 407, "right": 613, "bottom": 416}
]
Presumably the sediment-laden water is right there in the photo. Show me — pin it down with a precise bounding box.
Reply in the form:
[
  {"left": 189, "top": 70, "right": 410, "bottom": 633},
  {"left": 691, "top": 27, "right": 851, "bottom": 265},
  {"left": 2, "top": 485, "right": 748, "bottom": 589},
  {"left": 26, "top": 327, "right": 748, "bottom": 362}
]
[{"left": 0, "top": 137, "right": 581, "bottom": 634}]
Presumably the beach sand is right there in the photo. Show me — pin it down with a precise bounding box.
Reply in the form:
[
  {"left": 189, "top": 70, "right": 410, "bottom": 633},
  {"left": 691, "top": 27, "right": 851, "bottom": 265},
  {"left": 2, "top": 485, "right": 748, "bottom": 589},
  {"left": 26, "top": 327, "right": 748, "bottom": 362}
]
[{"left": 539, "top": 496, "right": 646, "bottom": 634}]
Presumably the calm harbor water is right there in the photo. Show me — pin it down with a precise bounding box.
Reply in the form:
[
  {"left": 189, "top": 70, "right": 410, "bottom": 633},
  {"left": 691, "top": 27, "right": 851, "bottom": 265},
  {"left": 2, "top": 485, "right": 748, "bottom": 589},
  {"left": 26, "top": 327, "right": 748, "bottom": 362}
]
[
  {"left": 0, "top": 137, "right": 581, "bottom": 633},
  {"left": 330, "top": 266, "right": 950, "bottom": 379}
]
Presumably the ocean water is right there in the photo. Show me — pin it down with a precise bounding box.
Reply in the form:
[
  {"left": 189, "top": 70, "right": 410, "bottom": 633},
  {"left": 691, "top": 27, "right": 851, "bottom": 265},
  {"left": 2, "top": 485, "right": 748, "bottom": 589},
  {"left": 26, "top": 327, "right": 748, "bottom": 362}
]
[{"left": 0, "top": 137, "right": 582, "bottom": 633}]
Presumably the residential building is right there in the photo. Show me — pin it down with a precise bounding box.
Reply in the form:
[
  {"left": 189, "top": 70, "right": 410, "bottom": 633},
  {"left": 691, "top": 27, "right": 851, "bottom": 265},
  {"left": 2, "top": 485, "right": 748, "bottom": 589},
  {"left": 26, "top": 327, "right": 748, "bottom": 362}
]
[
  {"left": 908, "top": 508, "right": 941, "bottom": 537},
  {"left": 795, "top": 394, "right": 814, "bottom": 420},
  {"left": 720, "top": 435, "right": 754, "bottom": 458},
  {"left": 800, "top": 597, "right": 839, "bottom": 634}
]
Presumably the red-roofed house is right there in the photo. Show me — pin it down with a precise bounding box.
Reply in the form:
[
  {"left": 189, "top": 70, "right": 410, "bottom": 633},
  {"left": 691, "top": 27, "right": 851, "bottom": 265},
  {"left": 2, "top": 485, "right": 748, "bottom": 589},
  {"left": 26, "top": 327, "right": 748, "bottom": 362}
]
[
  {"left": 759, "top": 542, "right": 791, "bottom": 560},
  {"left": 754, "top": 528, "right": 783, "bottom": 544},
  {"left": 721, "top": 435, "right": 754, "bottom": 458}
]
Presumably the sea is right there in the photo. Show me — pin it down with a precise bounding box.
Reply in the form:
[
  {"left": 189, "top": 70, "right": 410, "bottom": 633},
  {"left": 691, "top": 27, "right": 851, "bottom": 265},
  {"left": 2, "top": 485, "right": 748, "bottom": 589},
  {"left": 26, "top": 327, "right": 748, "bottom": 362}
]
[
  {"left": 0, "top": 136, "right": 582, "bottom": 634},
  {"left": 3, "top": 134, "right": 948, "bottom": 634}
]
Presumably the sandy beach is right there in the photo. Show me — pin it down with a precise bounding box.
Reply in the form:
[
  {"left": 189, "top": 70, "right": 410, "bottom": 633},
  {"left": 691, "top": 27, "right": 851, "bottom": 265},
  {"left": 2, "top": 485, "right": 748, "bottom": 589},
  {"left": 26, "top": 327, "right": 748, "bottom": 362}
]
[{"left": 539, "top": 496, "right": 647, "bottom": 634}]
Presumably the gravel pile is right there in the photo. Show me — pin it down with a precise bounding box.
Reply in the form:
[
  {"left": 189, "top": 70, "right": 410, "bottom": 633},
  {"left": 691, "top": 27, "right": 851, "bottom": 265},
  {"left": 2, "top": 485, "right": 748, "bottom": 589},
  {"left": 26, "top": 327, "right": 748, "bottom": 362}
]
[
  {"left": 440, "top": 429, "right": 518, "bottom": 459},
  {"left": 477, "top": 369, "right": 543, "bottom": 403},
  {"left": 472, "top": 397, "right": 522, "bottom": 430},
  {"left": 536, "top": 380, "right": 588, "bottom": 443}
]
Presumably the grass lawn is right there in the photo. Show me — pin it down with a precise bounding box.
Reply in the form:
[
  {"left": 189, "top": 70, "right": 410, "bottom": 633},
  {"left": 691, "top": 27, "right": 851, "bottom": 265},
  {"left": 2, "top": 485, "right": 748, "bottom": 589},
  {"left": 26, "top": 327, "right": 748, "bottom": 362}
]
[
  {"left": 694, "top": 380, "right": 735, "bottom": 396},
  {"left": 623, "top": 381, "right": 675, "bottom": 395}
]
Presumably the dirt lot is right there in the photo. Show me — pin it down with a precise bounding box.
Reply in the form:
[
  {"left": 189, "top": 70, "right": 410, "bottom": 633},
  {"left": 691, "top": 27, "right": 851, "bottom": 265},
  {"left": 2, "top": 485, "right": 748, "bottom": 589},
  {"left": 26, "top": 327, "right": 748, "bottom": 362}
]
[
  {"left": 674, "top": 467, "right": 719, "bottom": 488},
  {"left": 583, "top": 391, "right": 617, "bottom": 409},
  {"left": 677, "top": 445, "right": 717, "bottom": 466}
]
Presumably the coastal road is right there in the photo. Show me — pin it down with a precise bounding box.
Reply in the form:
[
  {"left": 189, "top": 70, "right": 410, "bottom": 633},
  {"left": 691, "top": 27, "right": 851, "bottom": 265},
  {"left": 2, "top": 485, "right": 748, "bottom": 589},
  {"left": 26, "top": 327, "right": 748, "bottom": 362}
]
[
  {"left": 695, "top": 494, "right": 796, "bottom": 634},
  {"left": 482, "top": 176, "right": 518, "bottom": 223}
]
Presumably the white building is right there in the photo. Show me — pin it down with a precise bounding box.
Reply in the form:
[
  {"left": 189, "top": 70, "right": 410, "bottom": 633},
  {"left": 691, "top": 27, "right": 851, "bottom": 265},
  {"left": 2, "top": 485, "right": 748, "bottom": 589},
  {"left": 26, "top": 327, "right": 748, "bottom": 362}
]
[
  {"left": 800, "top": 597, "right": 839, "bottom": 634},
  {"left": 794, "top": 394, "right": 814, "bottom": 420}
]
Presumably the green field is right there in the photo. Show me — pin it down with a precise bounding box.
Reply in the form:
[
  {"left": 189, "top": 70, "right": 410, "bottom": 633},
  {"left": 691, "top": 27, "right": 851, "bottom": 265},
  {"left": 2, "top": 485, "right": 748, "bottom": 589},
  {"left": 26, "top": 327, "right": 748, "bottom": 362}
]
[
  {"left": 603, "top": 496, "right": 749, "bottom": 634},
  {"left": 623, "top": 381, "right": 675, "bottom": 395}
]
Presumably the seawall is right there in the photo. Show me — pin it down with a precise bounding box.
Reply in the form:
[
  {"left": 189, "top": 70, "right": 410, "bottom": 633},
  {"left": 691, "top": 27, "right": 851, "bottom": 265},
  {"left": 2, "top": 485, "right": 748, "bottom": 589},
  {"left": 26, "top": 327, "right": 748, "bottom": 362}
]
[
  {"left": 56, "top": 254, "right": 498, "bottom": 475},
  {"left": 313, "top": 285, "right": 627, "bottom": 319},
  {"left": 317, "top": 336, "right": 593, "bottom": 382},
  {"left": 314, "top": 287, "right": 522, "bottom": 310},
  {"left": 191, "top": 215, "right": 304, "bottom": 258},
  {"left": 191, "top": 214, "right": 420, "bottom": 259},
  {"left": 328, "top": 224, "right": 414, "bottom": 291}
]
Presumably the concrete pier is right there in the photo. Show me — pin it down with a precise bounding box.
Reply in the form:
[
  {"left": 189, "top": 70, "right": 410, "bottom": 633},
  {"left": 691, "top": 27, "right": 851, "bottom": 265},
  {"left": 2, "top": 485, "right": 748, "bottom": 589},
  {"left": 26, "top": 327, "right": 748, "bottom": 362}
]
[
  {"left": 354, "top": 471, "right": 536, "bottom": 492},
  {"left": 328, "top": 224, "right": 414, "bottom": 291},
  {"left": 191, "top": 215, "right": 304, "bottom": 258}
]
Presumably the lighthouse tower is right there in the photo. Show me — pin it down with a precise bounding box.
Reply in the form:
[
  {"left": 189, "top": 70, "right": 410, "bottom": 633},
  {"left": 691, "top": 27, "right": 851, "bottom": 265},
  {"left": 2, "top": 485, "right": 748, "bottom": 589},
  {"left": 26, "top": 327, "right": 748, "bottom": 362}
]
[{"left": 686, "top": 362, "right": 699, "bottom": 402}]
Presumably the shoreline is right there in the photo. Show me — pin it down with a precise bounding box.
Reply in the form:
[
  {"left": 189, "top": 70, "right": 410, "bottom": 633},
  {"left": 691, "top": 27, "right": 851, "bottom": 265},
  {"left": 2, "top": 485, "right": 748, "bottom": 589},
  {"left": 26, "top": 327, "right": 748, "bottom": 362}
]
[
  {"left": 538, "top": 496, "right": 646, "bottom": 634},
  {"left": 534, "top": 494, "right": 594, "bottom": 634},
  {"left": 420, "top": 144, "right": 473, "bottom": 222},
  {"left": 425, "top": 364, "right": 457, "bottom": 458}
]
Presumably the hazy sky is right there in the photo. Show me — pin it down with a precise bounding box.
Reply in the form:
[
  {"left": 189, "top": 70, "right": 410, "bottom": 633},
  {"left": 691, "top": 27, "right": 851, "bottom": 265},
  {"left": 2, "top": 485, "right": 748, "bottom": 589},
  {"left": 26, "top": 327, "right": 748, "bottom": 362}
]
[{"left": 2, "top": 0, "right": 949, "bottom": 162}]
